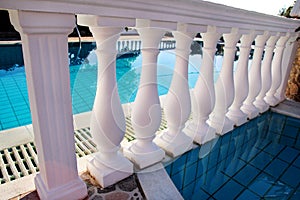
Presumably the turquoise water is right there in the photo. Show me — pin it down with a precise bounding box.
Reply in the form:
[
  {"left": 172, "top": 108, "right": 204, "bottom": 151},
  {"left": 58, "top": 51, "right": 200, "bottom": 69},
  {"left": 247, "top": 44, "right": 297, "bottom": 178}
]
[
  {"left": 166, "top": 111, "right": 300, "bottom": 199},
  {"left": 0, "top": 49, "right": 225, "bottom": 130}
]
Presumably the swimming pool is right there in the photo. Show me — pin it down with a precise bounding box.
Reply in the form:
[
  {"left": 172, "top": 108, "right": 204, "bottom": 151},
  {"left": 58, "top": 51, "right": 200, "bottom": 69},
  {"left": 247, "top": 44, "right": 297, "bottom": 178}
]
[
  {"left": 165, "top": 111, "right": 300, "bottom": 199},
  {"left": 0, "top": 43, "right": 228, "bottom": 131}
]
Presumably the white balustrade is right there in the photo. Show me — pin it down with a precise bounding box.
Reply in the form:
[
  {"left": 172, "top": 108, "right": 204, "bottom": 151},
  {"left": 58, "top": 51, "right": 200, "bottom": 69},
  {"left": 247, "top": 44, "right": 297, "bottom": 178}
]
[
  {"left": 208, "top": 28, "right": 241, "bottom": 135},
  {"left": 253, "top": 34, "right": 280, "bottom": 112},
  {"left": 227, "top": 31, "right": 257, "bottom": 126},
  {"left": 154, "top": 23, "right": 194, "bottom": 157},
  {"left": 1, "top": 0, "right": 299, "bottom": 197},
  {"left": 123, "top": 19, "right": 176, "bottom": 169},
  {"left": 9, "top": 10, "right": 87, "bottom": 199},
  {"left": 241, "top": 31, "right": 270, "bottom": 119},
  {"left": 265, "top": 33, "right": 291, "bottom": 106},
  {"left": 78, "top": 15, "right": 135, "bottom": 187},
  {"left": 185, "top": 26, "right": 220, "bottom": 144}
]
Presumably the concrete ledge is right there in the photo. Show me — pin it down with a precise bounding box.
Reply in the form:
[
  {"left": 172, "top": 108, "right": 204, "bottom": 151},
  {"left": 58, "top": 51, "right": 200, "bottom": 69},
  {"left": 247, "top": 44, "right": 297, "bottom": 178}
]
[
  {"left": 137, "top": 163, "right": 183, "bottom": 200},
  {"left": 271, "top": 99, "right": 300, "bottom": 119}
]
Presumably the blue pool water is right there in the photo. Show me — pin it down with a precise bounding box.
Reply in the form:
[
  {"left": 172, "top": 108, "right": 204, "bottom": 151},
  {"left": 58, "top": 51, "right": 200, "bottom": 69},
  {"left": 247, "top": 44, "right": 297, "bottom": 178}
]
[
  {"left": 165, "top": 111, "right": 300, "bottom": 199},
  {"left": 0, "top": 47, "right": 226, "bottom": 131}
]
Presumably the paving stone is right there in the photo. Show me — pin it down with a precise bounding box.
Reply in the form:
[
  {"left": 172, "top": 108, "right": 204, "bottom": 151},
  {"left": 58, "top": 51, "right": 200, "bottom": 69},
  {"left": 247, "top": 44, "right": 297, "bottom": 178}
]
[
  {"left": 117, "top": 175, "right": 138, "bottom": 192},
  {"left": 105, "top": 192, "right": 129, "bottom": 200}
]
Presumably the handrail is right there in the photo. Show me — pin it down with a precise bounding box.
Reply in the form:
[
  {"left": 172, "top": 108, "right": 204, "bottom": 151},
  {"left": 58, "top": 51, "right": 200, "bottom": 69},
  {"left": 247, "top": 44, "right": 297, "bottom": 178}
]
[{"left": 0, "top": 0, "right": 299, "bottom": 32}]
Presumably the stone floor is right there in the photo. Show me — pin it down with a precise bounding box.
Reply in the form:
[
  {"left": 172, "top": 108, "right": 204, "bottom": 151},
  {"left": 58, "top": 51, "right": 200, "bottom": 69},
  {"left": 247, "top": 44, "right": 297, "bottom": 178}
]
[{"left": 9, "top": 172, "right": 145, "bottom": 200}]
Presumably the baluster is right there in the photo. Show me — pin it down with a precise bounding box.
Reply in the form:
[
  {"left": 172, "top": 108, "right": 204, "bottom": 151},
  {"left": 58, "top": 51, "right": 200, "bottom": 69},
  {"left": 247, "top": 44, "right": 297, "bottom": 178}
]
[
  {"left": 123, "top": 19, "right": 175, "bottom": 169},
  {"left": 208, "top": 28, "right": 241, "bottom": 135},
  {"left": 275, "top": 34, "right": 298, "bottom": 101},
  {"left": 9, "top": 10, "right": 87, "bottom": 199},
  {"left": 185, "top": 26, "right": 220, "bottom": 144},
  {"left": 154, "top": 23, "right": 194, "bottom": 157},
  {"left": 78, "top": 15, "right": 135, "bottom": 187},
  {"left": 265, "top": 33, "right": 290, "bottom": 106},
  {"left": 227, "top": 31, "right": 256, "bottom": 126},
  {"left": 241, "top": 31, "right": 270, "bottom": 119},
  {"left": 126, "top": 40, "right": 130, "bottom": 50},
  {"left": 122, "top": 40, "right": 125, "bottom": 51},
  {"left": 117, "top": 41, "right": 121, "bottom": 52},
  {"left": 253, "top": 34, "right": 280, "bottom": 112}
]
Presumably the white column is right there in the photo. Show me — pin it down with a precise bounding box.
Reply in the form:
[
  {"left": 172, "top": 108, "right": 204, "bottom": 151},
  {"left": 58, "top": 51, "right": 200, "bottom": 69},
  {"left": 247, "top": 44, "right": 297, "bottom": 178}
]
[
  {"left": 185, "top": 26, "right": 221, "bottom": 144},
  {"left": 265, "top": 33, "right": 290, "bottom": 106},
  {"left": 241, "top": 31, "right": 270, "bottom": 119},
  {"left": 78, "top": 15, "right": 135, "bottom": 187},
  {"left": 123, "top": 19, "right": 171, "bottom": 169},
  {"left": 9, "top": 10, "right": 87, "bottom": 199},
  {"left": 154, "top": 23, "right": 194, "bottom": 157},
  {"left": 208, "top": 28, "right": 241, "bottom": 135},
  {"left": 253, "top": 34, "right": 280, "bottom": 113},
  {"left": 275, "top": 34, "right": 298, "bottom": 101},
  {"left": 227, "top": 31, "right": 256, "bottom": 126}
]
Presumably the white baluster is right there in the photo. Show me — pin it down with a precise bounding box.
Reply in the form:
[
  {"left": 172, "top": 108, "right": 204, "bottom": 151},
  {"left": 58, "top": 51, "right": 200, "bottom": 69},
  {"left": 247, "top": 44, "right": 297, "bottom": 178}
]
[
  {"left": 123, "top": 19, "right": 175, "bottom": 169},
  {"left": 253, "top": 34, "right": 280, "bottom": 112},
  {"left": 185, "top": 26, "right": 220, "bottom": 144},
  {"left": 265, "top": 33, "right": 290, "bottom": 106},
  {"left": 78, "top": 15, "right": 135, "bottom": 187},
  {"left": 9, "top": 10, "right": 87, "bottom": 199},
  {"left": 209, "top": 28, "right": 241, "bottom": 135},
  {"left": 275, "top": 34, "right": 298, "bottom": 101},
  {"left": 117, "top": 41, "right": 121, "bottom": 52},
  {"left": 227, "top": 31, "right": 256, "bottom": 126},
  {"left": 241, "top": 31, "right": 270, "bottom": 119},
  {"left": 154, "top": 23, "right": 194, "bottom": 157}
]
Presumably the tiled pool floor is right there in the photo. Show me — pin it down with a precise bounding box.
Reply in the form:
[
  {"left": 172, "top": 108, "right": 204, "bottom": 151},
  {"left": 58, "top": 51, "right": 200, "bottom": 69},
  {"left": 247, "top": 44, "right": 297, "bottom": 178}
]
[{"left": 166, "top": 110, "right": 300, "bottom": 199}]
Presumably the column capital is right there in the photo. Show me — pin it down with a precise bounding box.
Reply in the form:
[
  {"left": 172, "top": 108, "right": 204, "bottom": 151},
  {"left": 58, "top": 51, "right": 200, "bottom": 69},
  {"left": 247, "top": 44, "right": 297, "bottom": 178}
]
[{"left": 9, "top": 10, "right": 74, "bottom": 35}]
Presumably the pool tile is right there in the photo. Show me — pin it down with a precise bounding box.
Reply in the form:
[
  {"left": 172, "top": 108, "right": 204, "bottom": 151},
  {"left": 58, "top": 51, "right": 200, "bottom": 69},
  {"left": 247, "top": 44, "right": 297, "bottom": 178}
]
[
  {"left": 282, "top": 125, "right": 299, "bottom": 138},
  {"left": 182, "top": 182, "right": 195, "bottom": 200},
  {"left": 249, "top": 151, "right": 273, "bottom": 170},
  {"left": 201, "top": 170, "right": 229, "bottom": 195},
  {"left": 264, "top": 158, "right": 289, "bottom": 179},
  {"left": 171, "top": 170, "right": 184, "bottom": 190},
  {"left": 264, "top": 142, "right": 285, "bottom": 156},
  {"left": 280, "top": 165, "right": 300, "bottom": 188},
  {"left": 213, "top": 179, "right": 244, "bottom": 200},
  {"left": 165, "top": 164, "right": 171, "bottom": 175},
  {"left": 233, "top": 164, "right": 260, "bottom": 186},
  {"left": 186, "top": 147, "right": 200, "bottom": 167},
  {"left": 222, "top": 159, "right": 246, "bottom": 177},
  {"left": 278, "top": 146, "right": 299, "bottom": 163},
  {"left": 280, "top": 136, "right": 296, "bottom": 147},
  {"left": 196, "top": 160, "right": 204, "bottom": 178},
  {"left": 236, "top": 189, "right": 260, "bottom": 200},
  {"left": 191, "top": 188, "right": 210, "bottom": 200},
  {"left": 286, "top": 117, "right": 300, "bottom": 128},
  {"left": 292, "top": 155, "right": 300, "bottom": 168},
  {"left": 265, "top": 181, "right": 294, "bottom": 199},
  {"left": 172, "top": 154, "right": 187, "bottom": 175},
  {"left": 207, "top": 150, "right": 219, "bottom": 170},
  {"left": 248, "top": 173, "right": 274, "bottom": 196},
  {"left": 290, "top": 190, "right": 300, "bottom": 200},
  {"left": 184, "top": 162, "right": 197, "bottom": 187}
]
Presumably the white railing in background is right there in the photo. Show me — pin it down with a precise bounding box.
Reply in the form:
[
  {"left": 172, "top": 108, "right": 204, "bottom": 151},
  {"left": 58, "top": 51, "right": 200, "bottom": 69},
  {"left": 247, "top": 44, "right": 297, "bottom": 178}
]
[
  {"left": 0, "top": 0, "right": 299, "bottom": 199},
  {"left": 117, "top": 40, "right": 176, "bottom": 53}
]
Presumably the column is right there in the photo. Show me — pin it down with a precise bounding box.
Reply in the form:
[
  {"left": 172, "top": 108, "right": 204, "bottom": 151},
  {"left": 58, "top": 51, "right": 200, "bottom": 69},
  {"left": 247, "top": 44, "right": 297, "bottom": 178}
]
[
  {"left": 265, "top": 33, "right": 290, "bottom": 106},
  {"left": 227, "top": 31, "right": 256, "bottom": 126},
  {"left": 185, "top": 26, "right": 221, "bottom": 144},
  {"left": 154, "top": 23, "right": 194, "bottom": 157},
  {"left": 275, "top": 34, "right": 298, "bottom": 101},
  {"left": 77, "top": 15, "right": 135, "bottom": 187},
  {"left": 9, "top": 10, "right": 87, "bottom": 199},
  {"left": 123, "top": 19, "right": 171, "bottom": 169},
  {"left": 241, "top": 31, "right": 270, "bottom": 119},
  {"left": 253, "top": 34, "right": 280, "bottom": 113},
  {"left": 208, "top": 28, "right": 241, "bottom": 135}
]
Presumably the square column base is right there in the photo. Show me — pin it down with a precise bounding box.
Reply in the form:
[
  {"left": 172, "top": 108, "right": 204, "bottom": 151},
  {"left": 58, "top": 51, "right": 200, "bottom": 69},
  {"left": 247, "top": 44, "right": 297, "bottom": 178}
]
[
  {"left": 154, "top": 130, "right": 193, "bottom": 157},
  {"left": 254, "top": 101, "right": 269, "bottom": 113},
  {"left": 208, "top": 116, "right": 234, "bottom": 135},
  {"left": 264, "top": 96, "right": 279, "bottom": 107},
  {"left": 227, "top": 110, "right": 248, "bottom": 126},
  {"left": 123, "top": 141, "right": 165, "bottom": 169},
  {"left": 87, "top": 152, "right": 133, "bottom": 188},
  {"left": 184, "top": 122, "right": 217, "bottom": 145},
  {"left": 35, "top": 174, "right": 87, "bottom": 200},
  {"left": 241, "top": 104, "right": 260, "bottom": 119}
]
